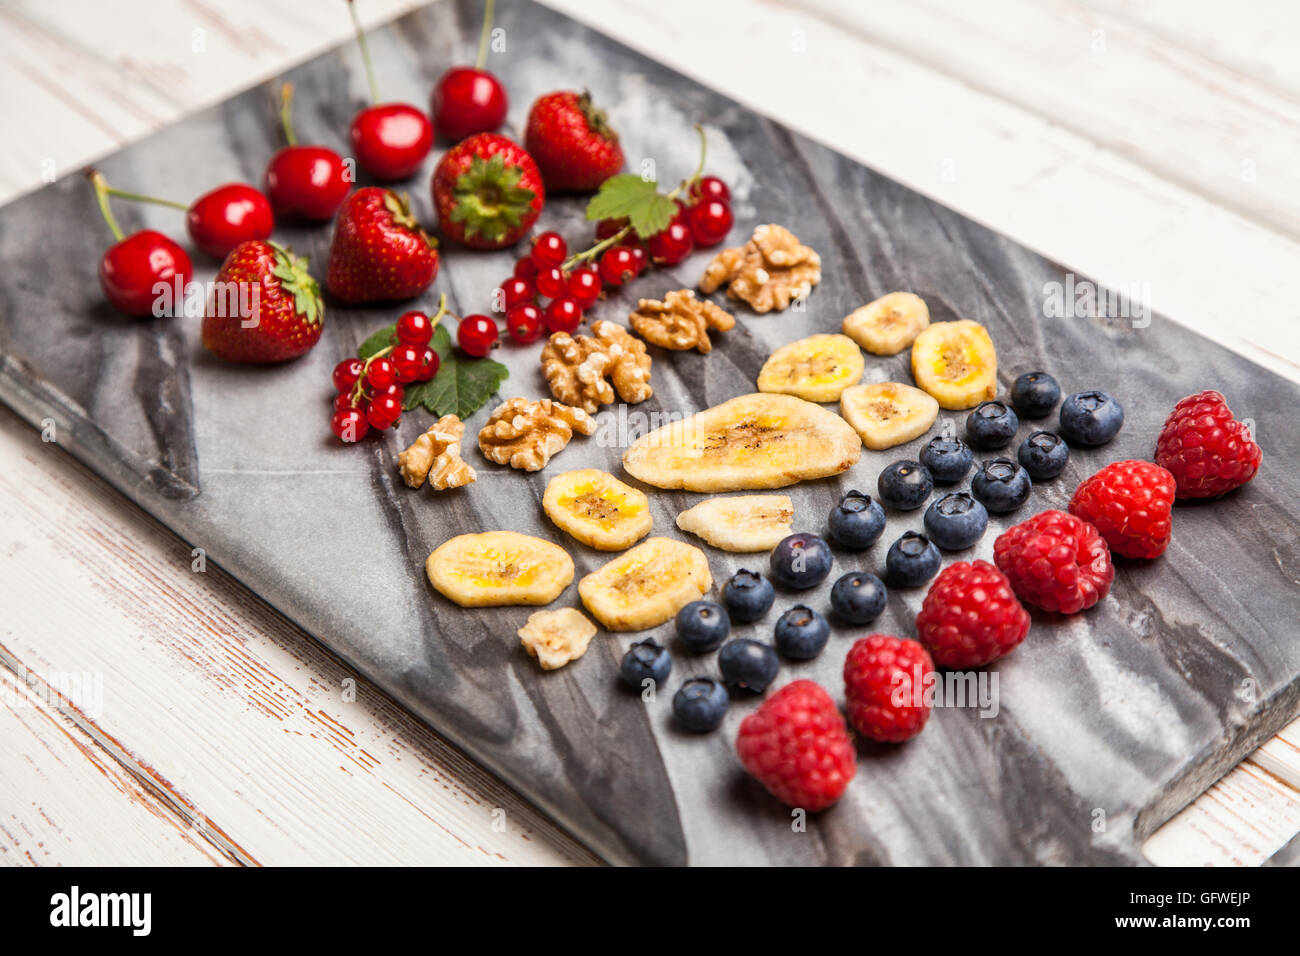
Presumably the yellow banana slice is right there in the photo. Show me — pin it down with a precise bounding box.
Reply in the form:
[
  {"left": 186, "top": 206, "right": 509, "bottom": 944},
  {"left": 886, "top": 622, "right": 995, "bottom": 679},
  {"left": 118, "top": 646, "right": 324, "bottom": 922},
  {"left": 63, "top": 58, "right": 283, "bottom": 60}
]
[
  {"left": 622, "top": 392, "right": 860, "bottom": 492},
  {"left": 518, "top": 608, "right": 597, "bottom": 670},
  {"left": 578, "top": 537, "right": 712, "bottom": 631},
  {"left": 911, "top": 319, "right": 998, "bottom": 410},
  {"left": 756, "top": 333, "right": 864, "bottom": 402},
  {"left": 542, "top": 469, "right": 654, "bottom": 551},
  {"left": 840, "top": 382, "right": 940, "bottom": 450},
  {"left": 675, "top": 495, "right": 794, "bottom": 552},
  {"left": 842, "top": 292, "right": 930, "bottom": 355},
  {"left": 426, "top": 531, "right": 573, "bottom": 607}
]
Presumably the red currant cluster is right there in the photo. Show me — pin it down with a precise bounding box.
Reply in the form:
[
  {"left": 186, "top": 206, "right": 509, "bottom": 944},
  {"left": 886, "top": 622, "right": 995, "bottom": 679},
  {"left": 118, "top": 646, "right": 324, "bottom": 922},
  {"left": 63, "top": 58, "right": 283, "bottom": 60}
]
[
  {"left": 602, "top": 174, "right": 734, "bottom": 265},
  {"left": 329, "top": 308, "right": 441, "bottom": 442}
]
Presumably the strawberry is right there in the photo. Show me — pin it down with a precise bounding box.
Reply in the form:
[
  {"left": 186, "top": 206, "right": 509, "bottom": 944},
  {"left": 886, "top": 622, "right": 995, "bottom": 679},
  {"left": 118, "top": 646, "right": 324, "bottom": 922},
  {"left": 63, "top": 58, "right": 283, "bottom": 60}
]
[
  {"left": 201, "top": 240, "right": 323, "bottom": 363},
  {"left": 525, "top": 90, "right": 624, "bottom": 193},
  {"left": 326, "top": 187, "right": 438, "bottom": 304},
  {"left": 432, "top": 133, "right": 545, "bottom": 250}
]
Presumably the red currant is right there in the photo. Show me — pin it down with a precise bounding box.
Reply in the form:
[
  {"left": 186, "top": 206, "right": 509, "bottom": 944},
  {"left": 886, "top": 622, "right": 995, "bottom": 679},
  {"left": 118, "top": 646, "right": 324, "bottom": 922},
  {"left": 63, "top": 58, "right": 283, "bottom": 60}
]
[
  {"left": 365, "top": 393, "right": 403, "bottom": 430},
  {"left": 688, "top": 199, "right": 733, "bottom": 247},
  {"left": 331, "top": 407, "right": 370, "bottom": 443},
  {"left": 332, "top": 358, "right": 364, "bottom": 392},
  {"left": 670, "top": 198, "right": 689, "bottom": 226},
  {"left": 629, "top": 245, "right": 647, "bottom": 273},
  {"left": 530, "top": 231, "right": 567, "bottom": 268},
  {"left": 417, "top": 347, "right": 440, "bottom": 381},
  {"left": 333, "top": 392, "right": 359, "bottom": 412},
  {"left": 373, "top": 382, "right": 405, "bottom": 403},
  {"left": 567, "top": 266, "right": 602, "bottom": 308},
  {"left": 544, "top": 297, "right": 583, "bottom": 334},
  {"left": 648, "top": 221, "right": 694, "bottom": 265},
  {"left": 366, "top": 357, "right": 397, "bottom": 390},
  {"left": 500, "top": 276, "right": 535, "bottom": 310},
  {"left": 391, "top": 343, "right": 424, "bottom": 383},
  {"left": 599, "top": 245, "right": 640, "bottom": 286},
  {"left": 691, "top": 175, "right": 731, "bottom": 204},
  {"left": 596, "top": 217, "right": 629, "bottom": 240},
  {"left": 514, "top": 256, "right": 539, "bottom": 280},
  {"left": 535, "top": 266, "right": 565, "bottom": 298},
  {"left": 506, "top": 303, "right": 544, "bottom": 344},
  {"left": 457, "top": 314, "right": 499, "bottom": 357},
  {"left": 395, "top": 310, "right": 433, "bottom": 346}
]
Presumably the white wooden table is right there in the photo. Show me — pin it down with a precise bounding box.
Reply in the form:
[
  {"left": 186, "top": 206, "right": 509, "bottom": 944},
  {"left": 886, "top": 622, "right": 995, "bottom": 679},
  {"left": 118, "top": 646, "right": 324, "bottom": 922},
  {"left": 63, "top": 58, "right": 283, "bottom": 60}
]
[{"left": 1, "top": 0, "right": 1297, "bottom": 866}]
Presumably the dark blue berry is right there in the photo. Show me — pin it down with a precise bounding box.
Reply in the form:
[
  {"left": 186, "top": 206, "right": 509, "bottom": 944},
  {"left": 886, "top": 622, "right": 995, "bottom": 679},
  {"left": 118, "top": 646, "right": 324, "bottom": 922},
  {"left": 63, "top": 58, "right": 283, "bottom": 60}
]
[
  {"left": 620, "top": 639, "right": 672, "bottom": 689},
  {"left": 722, "top": 568, "right": 775, "bottom": 623},
  {"left": 773, "top": 605, "right": 831, "bottom": 660},
  {"left": 923, "top": 492, "right": 989, "bottom": 550},
  {"left": 827, "top": 489, "right": 887, "bottom": 550},
  {"left": 675, "top": 600, "right": 730, "bottom": 653},
  {"left": 1058, "top": 390, "right": 1124, "bottom": 446},
  {"left": 718, "top": 639, "right": 780, "bottom": 693},
  {"left": 770, "top": 533, "right": 834, "bottom": 589},
  {"left": 829, "top": 571, "right": 888, "bottom": 624},
  {"left": 1011, "top": 371, "right": 1061, "bottom": 419},
  {"left": 970, "top": 457, "right": 1033, "bottom": 513},
  {"left": 920, "top": 435, "right": 973, "bottom": 484},
  {"left": 1017, "top": 430, "right": 1069, "bottom": 480},
  {"left": 884, "top": 531, "right": 941, "bottom": 588},
  {"left": 673, "top": 678, "right": 729, "bottom": 732},
  {"left": 877, "top": 460, "right": 933, "bottom": 511},
  {"left": 965, "top": 400, "right": 1020, "bottom": 449}
]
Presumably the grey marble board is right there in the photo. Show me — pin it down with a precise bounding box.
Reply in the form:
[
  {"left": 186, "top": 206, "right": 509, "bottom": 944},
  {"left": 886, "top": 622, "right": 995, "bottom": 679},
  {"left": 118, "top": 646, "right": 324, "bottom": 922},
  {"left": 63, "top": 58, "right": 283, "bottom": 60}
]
[{"left": 1, "top": 0, "right": 1298, "bottom": 866}]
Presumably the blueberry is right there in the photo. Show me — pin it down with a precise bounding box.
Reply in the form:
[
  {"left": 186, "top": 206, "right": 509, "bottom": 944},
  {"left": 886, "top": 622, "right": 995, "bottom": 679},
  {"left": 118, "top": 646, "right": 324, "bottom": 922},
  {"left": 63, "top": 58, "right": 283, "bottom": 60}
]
[
  {"left": 920, "top": 436, "right": 974, "bottom": 484},
  {"left": 829, "top": 571, "right": 888, "bottom": 624},
  {"left": 885, "top": 531, "right": 941, "bottom": 588},
  {"left": 718, "top": 639, "right": 780, "bottom": 693},
  {"left": 923, "top": 492, "right": 989, "bottom": 550},
  {"left": 877, "top": 460, "right": 933, "bottom": 511},
  {"left": 773, "top": 605, "right": 831, "bottom": 660},
  {"left": 1059, "top": 390, "right": 1124, "bottom": 446},
  {"left": 1017, "top": 430, "right": 1069, "bottom": 480},
  {"left": 1011, "top": 371, "right": 1061, "bottom": 419},
  {"left": 672, "top": 677, "right": 729, "bottom": 732},
  {"left": 620, "top": 639, "right": 672, "bottom": 689},
  {"left": 970, "top": 458, "right": 1033, "bottom": 513},
  {"left": 770, "top": 533, "right": 834, "bottom": 589},
  {"left": 827, "top": 489, "right": 887, "bottom": 550},
  {"left": 722, "top": 568, "right": 775, "bottom": 622},
  {"left": 965, "top": 401, "right": 1020, "bottom": 449},
  {"left": 675, "top": 600, "right": 730, "bottom": 653}
]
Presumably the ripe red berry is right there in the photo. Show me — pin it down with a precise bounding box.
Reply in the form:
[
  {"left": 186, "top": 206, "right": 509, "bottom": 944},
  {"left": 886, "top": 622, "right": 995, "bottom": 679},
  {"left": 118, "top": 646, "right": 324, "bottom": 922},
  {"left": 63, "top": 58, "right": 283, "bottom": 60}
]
[
  {"left": 506, "top": 303, "right": 544, "bottom": 344},
  {"left": 535, "top": 266, "right": 565, "bottom": 298},
  {"left": 431, "top": 66, "right": 508, "bottom": 142},
  {"left": 390, "top": 343, "right": 424, "bottom": 383},
  {"left": 1154, "top": 390, "right": 1262, "bottom": 498},
  {"left": 567, "top": 266, "right": 602, "bottom": 308},
  {"left": 417, "top": 347, "right": 440, "bottom": 381},
  {"left": 1069, "top": 460, "right": 1176, "bottom": 559},
  {"left": 691, "top": 175, "right": 731, "bottom": 204},
  {"left": 530, "top": 231, "right": 567, "bottom": 268},
  {"left": 372, "top": 382, "right": 405, "bottom": 403},
  {"left": 332, "top": 357, "right": 365, "bottom": 392},
  {"left": 331, "top": 407, "right": 370, "bottom": 443},
  {"left": 843, "top": 634, "right": 935, "bottom": 743},
  {"left": 457, "top": 314, "right": 499, "bottom": 356},
  {"left": 688, "top": 198, "right": 733, "bottom": 247},
  {"left": 500, "top": 276, "right": 535, "bottom": 309},
  {"left": 365, "top": 393, "right": 403, "bottom": 430},
  {"left": 513, "top": 256, "right": 539, "bottom": 280},
  {"left": 365, "top": 356, "right": 397, "bottom": 390},
  {"left": 598, "top": 245, "right": 639, "bottom": 286},
  {"left": 395, "top": 310, "right": 434, "bottom": 346},
  {"left": 647, "top": 221, "right": 694, "bottom": 265},
  {"left": 544, "top": 297, "right": 582, "bottom": 333},
  {"left": 915, "top": 561, "right": 1030, "bottom": 668},
  {"left": 333, "top": 392, "right": 360, "bottom": 412},
  {"left": 993, "top": 509, "right": 1114, "bottom": 614},
  {"left": 629, "top": 245, "right": 647, "bottom": 273},
  {"left": 595, "top": 217, "right": 628, "bottom": 241}
]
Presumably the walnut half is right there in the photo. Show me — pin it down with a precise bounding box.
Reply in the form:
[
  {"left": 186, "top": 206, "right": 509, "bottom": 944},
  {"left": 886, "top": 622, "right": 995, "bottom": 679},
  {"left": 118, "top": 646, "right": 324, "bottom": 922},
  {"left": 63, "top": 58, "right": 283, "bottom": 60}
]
[
  {"left": 699, "top": 223, "right": 821, "bottom": 313},
  {"left": 398, "top": 415, "right": 476, "bottom": 490},
  {"left": 628, "top": 289, "right": 735, "bottom": 353},
  {"left": 477, "top": 397, "right": 596, "bottom": 472},
  {"left": 540, "top": 320, "right": 653, "bottom": 413}
]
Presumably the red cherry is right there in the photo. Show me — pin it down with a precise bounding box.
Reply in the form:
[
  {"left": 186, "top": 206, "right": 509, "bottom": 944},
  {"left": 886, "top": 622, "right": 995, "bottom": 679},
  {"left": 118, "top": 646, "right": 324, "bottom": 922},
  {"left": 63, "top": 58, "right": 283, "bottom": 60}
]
[
  {"left": 395, "top": 310, "right": 434, "bottom": 346},
  {"left": 567, "top": 266, "right": 602, "bottom": 308},
  {"left": 366, "top": 356, "right": 397, "bottom": 390},
  {"left": 688, "top": 199, "right": 733, "bottom": 247},
  {"left": 530, "top": 231, "right": 567, "bottom": 268},
  {"left": 544, "top": 297, "right": 583, "bottom": 334},
  {"left": 349, "top": 103, "right": 434, "bottom": 181},
  {"left": 506, "top": 303, "right": 544, "bottom": 344},
  {"left": 648, "top": 221, "right": 694, "bottom": 265},
  {"left": 365, "top": 393, "right": 403, "bottom": 430},
  {"left": 391, "top": 343, "right": 424, "bottom": 382},
  {"left": 185, "top": 183, "right": 274, "bottom": 259},
  {"left": 535, "top": 266, "right": 565, "bottom": 298},
  {"left": 457, "top": 314, "right": 500, "bottom": 356},
  {"left": 432, "top": 66, "right": 508, "bottom": 141},
  {"left": 264, "top": 146, "right": 351, "bottom": 221},
  {"left": 331, "top": 407, "right": 370, "bottom": 442},
  {"left": 500, "top": 276, "right": 535, "bottom": 309},
  {"left": 598, "top": 245, "right": 639, "bottom": 286},
  {"left": 691, "top": 175, "right": 731, "bottom": 204},
  {"left": 416, "top": 347, "right": 440, "bottom": 381},
  {"left": 332, "top": 357, "right": 365, "bottom": 392},
  {"left": 98, "top": 230, "right": 193, "bottom": 317},
  {"left": 513, "top": 256, "right": 539, "bottom": 280}
]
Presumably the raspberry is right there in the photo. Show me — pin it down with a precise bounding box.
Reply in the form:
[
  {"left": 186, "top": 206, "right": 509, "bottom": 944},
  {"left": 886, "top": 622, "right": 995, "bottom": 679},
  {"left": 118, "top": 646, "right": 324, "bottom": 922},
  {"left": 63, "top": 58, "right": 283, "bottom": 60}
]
[
  {"left": 915, "top": 561, "right": 1030, "bottom": 668},
  {"left": 735, "top": 679, "right": 855, "bottom": 811},
  {"left": 993, "top": 509, "right": 1114, "bottom": 614},
  {"left": 842, "top": 635, "right": 934, "bottom": 743},
  {"left": 1069, "top": 459, "right": 1176, "bottom": 559},
  {"left": 1154, "top": 390, "right": 1262, "bottom": 498}
]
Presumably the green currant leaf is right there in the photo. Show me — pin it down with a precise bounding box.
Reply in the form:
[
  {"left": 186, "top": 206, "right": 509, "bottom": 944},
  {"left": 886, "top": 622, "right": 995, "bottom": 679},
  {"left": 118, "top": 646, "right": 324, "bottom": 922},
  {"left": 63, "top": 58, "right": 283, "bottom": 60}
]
[
  {"left": 357, "top": 323, "right": 397, "bottom": 360},
  {"left": 402, "top": 325, "right": 509, "bottom": 420},
  {"left": 585, "top": 174, "right": 676, "bottom": 237}
]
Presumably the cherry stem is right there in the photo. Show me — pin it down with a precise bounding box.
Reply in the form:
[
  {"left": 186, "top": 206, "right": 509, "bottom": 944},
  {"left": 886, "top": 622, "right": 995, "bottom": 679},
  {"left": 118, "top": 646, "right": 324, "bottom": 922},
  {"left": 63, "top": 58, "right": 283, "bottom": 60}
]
[
  {"left": 562, "top": 225, "right": 631, "bottom": 272},
  {"left": 475, "top": 0, "right": 495, "bottom": 71},
  {"left": 347, "top": 0, "right": 382, "bottom": 106},
  {"left": 667, "top": 123, "right": 708, "bottom": 200},
  {"left": 86, "top": 169, "right": 124, "bottom": 242},
  {"left": 100, "top": 185, "right": 189, "bottom": 212},
  {"left": 280, "top": 83, "right": 298, "bottom": 146}
]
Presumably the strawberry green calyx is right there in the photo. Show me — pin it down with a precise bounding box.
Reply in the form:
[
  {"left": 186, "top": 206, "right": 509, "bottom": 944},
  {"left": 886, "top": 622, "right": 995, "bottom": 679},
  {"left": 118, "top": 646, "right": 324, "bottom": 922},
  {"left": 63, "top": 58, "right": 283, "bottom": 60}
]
[
  {"left": 577, "top": 90, "right": 617, "bottom": 142},
  {"left": 449, "top": 153, "right": 538, "bottom": 243},
  {"left": 382, "top": 190, "right": 438, "bottom": 251},
  {"left": 269, "top": 241, "right": 323, "bottom": 324}
]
